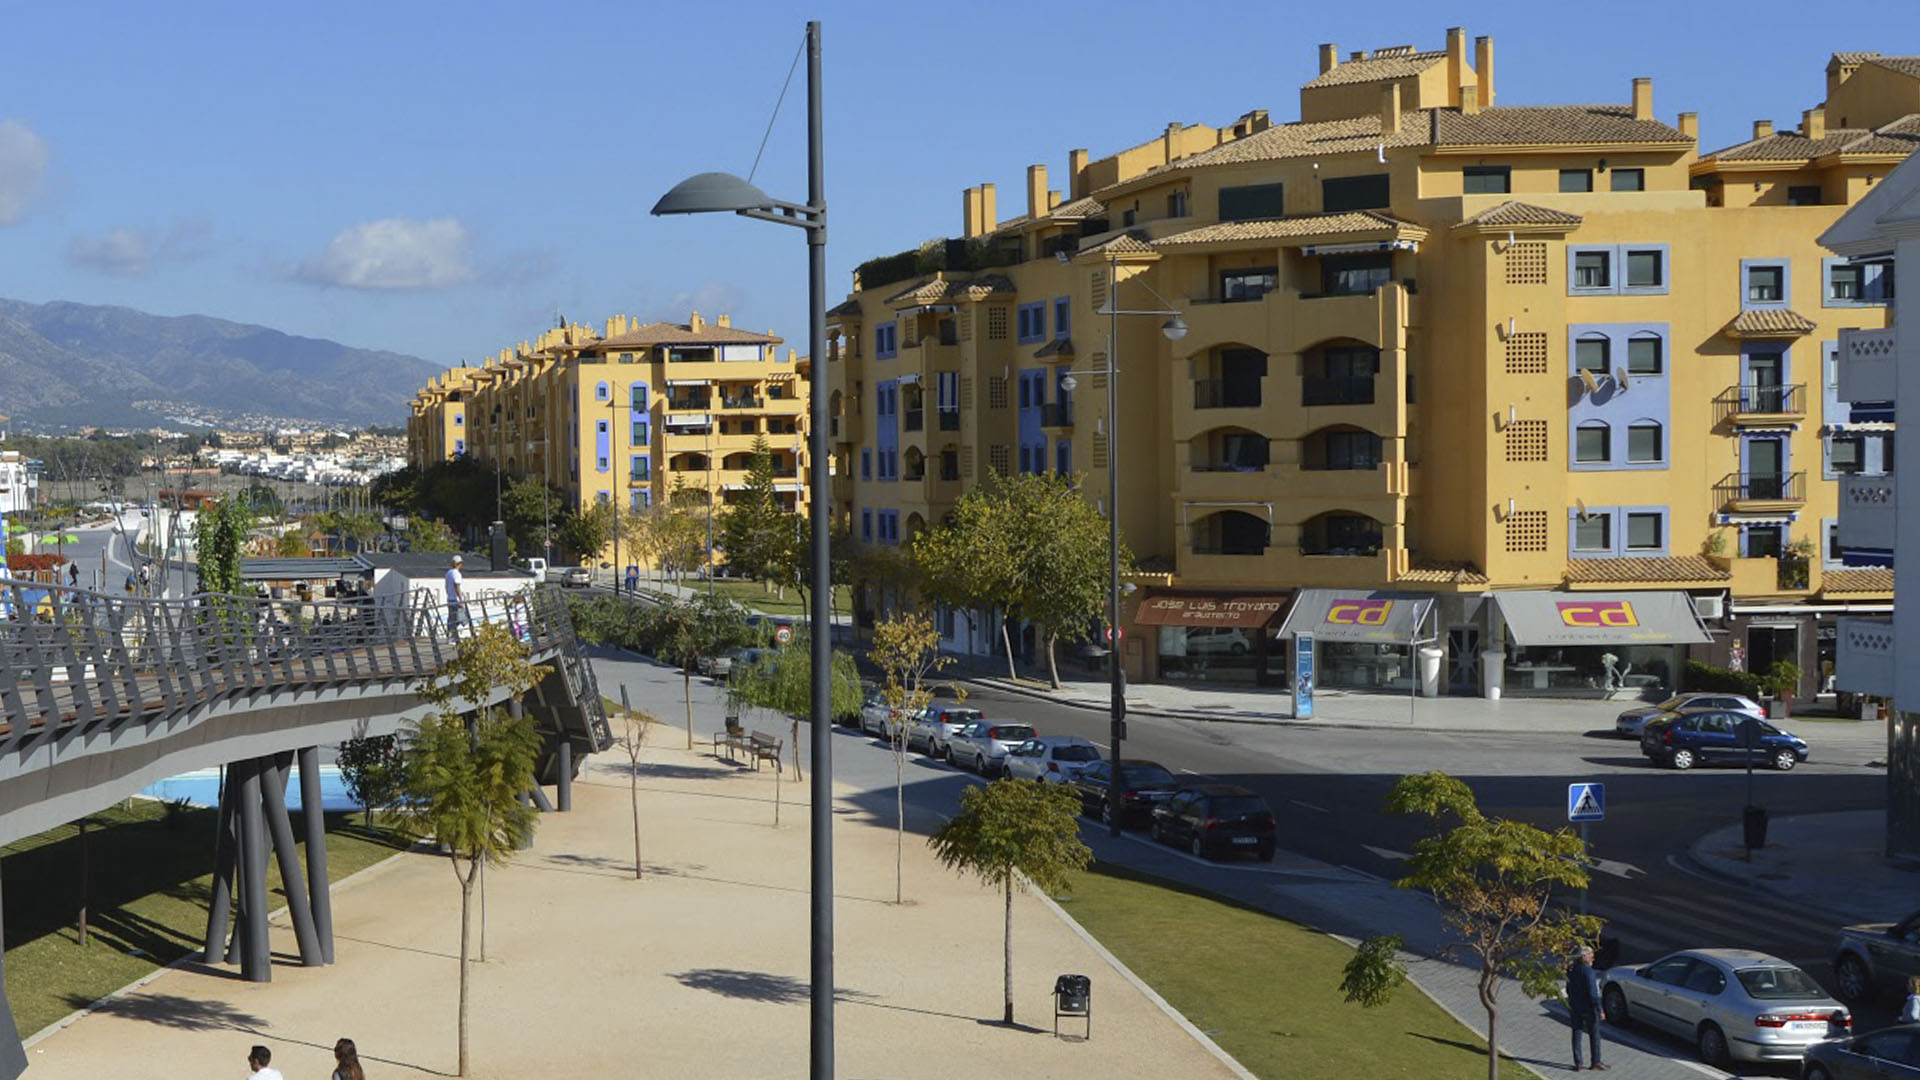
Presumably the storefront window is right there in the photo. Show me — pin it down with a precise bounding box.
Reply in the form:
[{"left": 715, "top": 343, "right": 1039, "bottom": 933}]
[
  {"left": 1318, "top": 641, "right": 1416, "bottom": 690},
  {"left": 1158, "top": 626, "right": 1282, "bottom": 684},
  {"left": 1504, "top": 643, "right": 1678, "bottom": 694}
]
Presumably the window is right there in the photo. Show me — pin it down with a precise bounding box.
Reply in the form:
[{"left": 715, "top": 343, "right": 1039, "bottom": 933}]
[
  {"left": 1626, "top": 512, "right": 1663, "bottom": 551},
  {"left": 1827, "top": 433, "right": 1865, "bottom": 475},
  {"left": 876, "top": 323, "right": 897, "bottom": 358},
  {"left": 1559, "top": 168, "right": 1594, "bottom": 193},
  {"left": 1324, "top": 429, "right": 1383, "bottom": 470},
  {"left": 1220, "top": 267, "right": 1277, "bottom": 302},
  {"left": 1574, "top": 250, "right": 1611, "bottom": 290},
  {"left": 1574, "top": 337, "right": 1610, "bottom": 374},
  {"left": 1624, "top": 249, "right": 1664, "bottom": 289},
  {"left": 1017, "top": 302, "right": 1046, "bottom": 343},
  {"left": 1121, "top": 207, "right": 1136, "bottom": 227},
  {"left": 1219, "top": 182, "right": 1285, "bottom": 221},
  {"left": 1574, "top": 513, "right": 1611, "bottom": 551},
  {"left": 1463, "top": 166, "right": 1510, "bottom": 194},
  {"left": 1320, "top": 254, "right": 1393, "bottom": 296},
  {"left": 1055, "top": 439, "right": 1071, "bottom": 475},
  {"left": 861, "top": 448, "right": 871, "bottom": 480},
  {"left": 1627, "top": 336, "right": 1663, "bottom": 375},
  {"left": 1627, "top": 422, "right": 1663, "bottom": 463},
  {"left": 1741, "top": 524, "right": 1785, "bottom": 559},
  {"left": 629, "top": 455, "right": 650, "bottom": 481},
  {"left": 630, "top": 385, "right": 646, "bottom": 408},
  {"left": 596, "top": 491, "right": 611, "bottom": 505},
  {"left": 1743, "top": 260, "right": 1789, "bottom": 307},
  {"left": 1575, "top": 422, "right": 1611, "bottom": 463},
  {"left": 1321, "top": 173, "right": 1391, "bottom": 212},
  {"left": 453, "top": 414, "right": 464, "bottom": 425},
  {"left": 1609, "top": 168, "right": 1645, "bottom": 192},
  {"left": 1787, "top": 185, "right": 1823, "bottom": 206},
  {"left": 595, "top": 381, "right": 610, "bottom": 402},
  {"left": 1053, "top": 297, "right": 1069, "bottom": 338},
  {"left": 861, "top": 509, "right": 872, "bottom": 541},
  {"left": 1825, "top": 258, "right": 1895, "bottom": 305},
  {"left": 1748, "top": 266, "right": 1783, "bottom": 302},
  {"left": 1167, "top": 189, "right": 1189, "bottom": 217},
  {"left": 631, "top": 419, "right": 649, "bottom": 443},
  {"left": 632, "top": 491, "right": 649, "bottom": 511}
]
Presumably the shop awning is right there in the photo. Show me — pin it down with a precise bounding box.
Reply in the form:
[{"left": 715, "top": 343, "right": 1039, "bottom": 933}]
[
  {"left": 1278, "top": 589, "right": 1435, "bottom": 643},
  {"left": 1493, "top": 590, "right": 1710, "bottom": 646},
  {"left": 1132, "top": 592, "right": 1289, "bottom": 628}
]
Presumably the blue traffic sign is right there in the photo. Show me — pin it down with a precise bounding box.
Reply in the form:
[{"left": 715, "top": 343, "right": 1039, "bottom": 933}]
[{"left": 1567, "top": 782, "right": 1605, "bottom": 823}]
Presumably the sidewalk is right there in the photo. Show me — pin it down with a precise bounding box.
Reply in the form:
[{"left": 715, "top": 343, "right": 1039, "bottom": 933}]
[
  {"left": 21, "top": 739, "right": 1243, "bottom": 1079},
  {"left": 1685, "top": 810, "right": 1920, "bottom": 925}
]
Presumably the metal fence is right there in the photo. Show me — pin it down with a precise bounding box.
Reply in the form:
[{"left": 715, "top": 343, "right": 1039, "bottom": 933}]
[{"left": 0, "top": 581, "right": 592, "bottom": 743}]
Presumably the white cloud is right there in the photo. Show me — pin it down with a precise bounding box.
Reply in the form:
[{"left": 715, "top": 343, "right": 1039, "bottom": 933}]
[
  {"left": 0, "top": 118, "right": 51, "bottom": 226},
  {"left": 649, "top": 282, "right": 750, "bottom": 322},
  {"left": 296, "top": 217, "right": 474, "bottom": 290},
  {"left": 68, "top": 218, "right": 212, "bottom": 276}
]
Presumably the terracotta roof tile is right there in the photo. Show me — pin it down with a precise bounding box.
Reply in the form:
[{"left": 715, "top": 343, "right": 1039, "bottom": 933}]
[
  {"left": 1833, "top": 51, "right": 1883, "bottom": 65},
  {"left": 1155, "top": 211, "right": 1414, "bottom": 247},
  {"left": 1821, "top": 568, "right": 1895, "bottom": 595},
  {"left": 1867, "top": 56, "right": 1920, "bottom": 79},
  {"left": 1302, "top": 49, "right": 1446, "bottom": 89},
  {"left": 1434, "top": 105, "right": 1688, "bottom": 146},
  {"left": 1564, "top": 556, "right": 1730, "bottom": 585},
  {"left": 883, "top": 275, "right": 1016, "bottom": 306},
  {"left": 1398, "top": 560, "right": 1489, "bottom": 585},
  {"left": 587, "top": 321, "right": 778, "bottom": 348},
  {"left": 1146, "top": 113, "right": 1432, "bottom": 175},
  {"left": 1456, "top": 201, "right": 1584, "bottom": 228},
  {"left": 1703, "top": 114, "right": 1920, "bottom": 161},
  {"left": 1049, "top": 196, "right": 1106, "bottom": 221},
  {"left": 1077, "top": 233, "right": 1158, "bottom": 257},
  {"left": 1725, "top": 308, "right": 1817, "bottom": 338}
]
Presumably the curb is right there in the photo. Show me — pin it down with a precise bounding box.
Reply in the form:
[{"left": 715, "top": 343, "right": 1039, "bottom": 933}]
[{"left": 1671, "top": 846, "right": 1882, "bottom": 927}]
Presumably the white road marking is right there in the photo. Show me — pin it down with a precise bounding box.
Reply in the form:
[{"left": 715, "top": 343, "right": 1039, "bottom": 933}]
[
  {"left": 1289, "top": 800, "right": 1330, "bottom": 813},
  {"left": 1589, "top": 856, "right": 1645, "bottom": 879},
  {"left": 1362, "top": 844, "right": 1411, "bottom": 861}
]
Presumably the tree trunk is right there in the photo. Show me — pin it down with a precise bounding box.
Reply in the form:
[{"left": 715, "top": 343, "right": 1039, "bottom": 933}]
[
  {"left": 1002, "top": 876, "right": 1015, "bottom": 1024},
  {"left": 894, "top": 745, "right": 905, "bottom": 905},
  {"left": 1481, "top": 972, "right": 1500, "bottom": 1080},
  {"left": 683, "top": 667, "right": 694, "bottom": 750},
  {"left": 1045, "top": 629, "right": 1061, "bottom": 689},
  {"left": 458, "top": 859, "right": 474, "bottom": 1078},
  {"left": 791, "top": 717, "right": 803, "bottom": 782},
  {"left": 1000, "top": 617, "right": 1016, "bottom": 680},
  {"left": 773, "top": 757, "right": 782, "bottom": 827},
  {"left": 630, "top": 763, "right": 643, "bottom": 880}
]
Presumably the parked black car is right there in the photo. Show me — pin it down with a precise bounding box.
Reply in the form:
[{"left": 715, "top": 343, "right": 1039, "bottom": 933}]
[
  {"left": 1640, "top": 709, "right": 1809, "bottom": 771},
  {"left": 1799, "top": 1022, "right": 1920, "bottom": 1079},
  {"left": 1066, "top": 760, "right": 1179, "bottom": 827},
  {"left": 1150, "top": 783, "right": 1276, "bottom": 861}
]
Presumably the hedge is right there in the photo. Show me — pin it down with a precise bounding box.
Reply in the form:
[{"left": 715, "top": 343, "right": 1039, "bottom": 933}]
[{"left": 1683, "top": 659, "right": 1764, "bottom": 699}]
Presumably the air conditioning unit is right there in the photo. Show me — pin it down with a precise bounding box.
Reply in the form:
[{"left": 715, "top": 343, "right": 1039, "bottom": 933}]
[{"left": 1693, "top": 594, "right": 1725, "bottom": 621}]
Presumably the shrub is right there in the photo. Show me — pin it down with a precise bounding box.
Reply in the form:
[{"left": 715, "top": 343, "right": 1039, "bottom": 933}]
[{"left": 1683, "top": 659, "right": 1764, "bottom": 699}]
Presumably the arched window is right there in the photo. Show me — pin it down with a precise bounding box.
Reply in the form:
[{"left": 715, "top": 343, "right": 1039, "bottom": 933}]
[
  {"left": 1574, "top": 335, "right": 1610, "bottom": 375},
  {"left": 1575, "top": 420, "right": 1611, "bottom": 464},
  {"left": 1627, "top": 420, "right": 1663, "bottom": 464}
]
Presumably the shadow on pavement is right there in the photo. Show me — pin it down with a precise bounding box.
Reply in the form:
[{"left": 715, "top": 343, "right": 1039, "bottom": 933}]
[
  {"left": 669, "top": 967, "right": 876, "bottom": 1007},
  {"left": 61, "top": 992, "right": 266, "bottom": 1033}
]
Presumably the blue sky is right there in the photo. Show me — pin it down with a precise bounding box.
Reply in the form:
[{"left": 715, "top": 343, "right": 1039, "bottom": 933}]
[{"left": 0, "top": 1, "right": 1914, "bottom": 371}]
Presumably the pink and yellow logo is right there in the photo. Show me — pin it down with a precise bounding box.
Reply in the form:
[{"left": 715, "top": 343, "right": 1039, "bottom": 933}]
[
  {"left": 1327, "top": 598, "right": 1394, "bottom": 626},
  {"left": 1556, "top": 600, "right": 1639, "bottom": 628}
]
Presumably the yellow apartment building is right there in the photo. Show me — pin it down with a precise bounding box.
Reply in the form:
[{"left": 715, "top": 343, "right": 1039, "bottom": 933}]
[
  {"left": 408, "top": 311, "right": 809, "bottom": 569},
  {"left": 827, "top": 31, "right": 1914, "bottom": 701}
]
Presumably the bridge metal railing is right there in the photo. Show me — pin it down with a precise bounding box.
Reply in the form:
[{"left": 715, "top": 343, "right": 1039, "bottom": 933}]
[{"left": 0, "top": 581, "right": 596, "bottom": 744}]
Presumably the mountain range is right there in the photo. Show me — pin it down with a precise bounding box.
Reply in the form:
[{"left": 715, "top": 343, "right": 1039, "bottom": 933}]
[{"left": 0, "top": 298, "right": 438, "bottom": 430}]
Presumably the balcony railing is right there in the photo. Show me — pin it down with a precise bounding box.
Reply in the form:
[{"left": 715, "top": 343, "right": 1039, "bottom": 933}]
[
  {"left": 903, "top": 408, "right": 924, "bottom": 432},
  {"left": 1189, "top": 542, "right": 1269, "bottom": 556},
  {"left": 666, "top": 397, "right": 712, "bottom": 412},
  {"left": 937, "top": 410, "right": 960, "bottom": 431},
  {"left": 1714, "top": 470, "right": 1806, "bottom": 506},
  {"left": 1190, "top": 462, "right": 1269, "bottom": 473},
  {"left": 721, "top": 395, "right": 765, "bottom": 410},
  {"left": 1193, "top": 380, "right": 1261, "bottom": 409},
  {"left": 1041, "top": 402, "right": 1074, "bottom": 428},
  {"left": 1301, "top": 376, "right": 1376, "bottom": 407},
  {"left": 1715, "top": 383, "right": 1807, "bottom": 422}
]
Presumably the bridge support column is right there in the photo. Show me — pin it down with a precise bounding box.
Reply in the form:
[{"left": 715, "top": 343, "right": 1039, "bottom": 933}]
[
  {"left": 261, "top": 753, "right": 323, "bottom": 966},
  {"left": 299, "top": 746, "right": 334, "bottom": 963},
  {"left": 235, "top": 757, "right": 271, "bottom": 983},
  {"left": 204, "top": 765, "right": 238, "bottom": 963},
  {"left": 0, "top": 857, "right": 32, "bottom": 1080},
  {"left": 557, "top": 739, "right": 573, "bottom": 812}
]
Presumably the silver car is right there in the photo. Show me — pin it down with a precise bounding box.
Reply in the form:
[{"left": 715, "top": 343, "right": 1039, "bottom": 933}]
[
  {"left": 1616, "top": 693, "right": 1762, "bottom": 737},
  {"left": 946, "top": 721, "right": 1038, "bottom": 776},
  {"left": 1601, "top": 948, "right": 1849, "bottom": 1066},
  {"left": 1001, "top": 736, "right": 1102, "bottom": 783},
  {"left": 906, "top": 705, "right": 984, "bottom": 759}
]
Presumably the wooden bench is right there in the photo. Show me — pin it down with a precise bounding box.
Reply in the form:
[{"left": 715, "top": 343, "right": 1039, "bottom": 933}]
[
  {"left": 748, "top": 730, "right": 783, "bottom": 772},
  {"left": 712, "top": 725, "right": 749, "bottom": 762}
]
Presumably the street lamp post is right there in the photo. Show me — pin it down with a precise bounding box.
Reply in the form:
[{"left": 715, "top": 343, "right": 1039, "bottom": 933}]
[
  {"left": 1062, "top": 253, "right": 1186, "bottom": 838},
  {"left": 651, "top": 20, "right": 833, "bottom": 1078}
]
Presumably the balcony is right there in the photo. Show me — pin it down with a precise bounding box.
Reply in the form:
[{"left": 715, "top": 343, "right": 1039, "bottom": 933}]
[
  {"left": 1838, "top": 327, "right": 1898, "bottom": 405},
  {"left": 720, "top": 395, "right": 765, "bottom": 410},
  {"left": 1713, "top": 471, "right": 1806, "bottom": 512},
  {"left": 1194, "top": 380, "right": 1262, "bottom": 410},
  {"left": 1301, "top": 376, "right": 1376, "bottom": 408},
  {"left": 1040, "top": 402, "right": 1074, "bottom": 428},
  {"left": 1714, "top": 383, "right": 1807, "bottom": 425},
  {"left": 665, "top": 396, "right": 713, "bottom": 413},
  {"left": 937, "top": 410, "right": 961, "bottom": 432},
  {"left": 903, "top": 408, "right": 925, "bottom": 432},
  {"left": 1835, "top": 616, "right": 1894, "bottom": 698},
  {"left": 1839, "top": 473, "right": 1896, "bottom": 565}
]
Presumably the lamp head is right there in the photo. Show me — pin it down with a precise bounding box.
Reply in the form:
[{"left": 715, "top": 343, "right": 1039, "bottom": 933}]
[
  {"left": 1161, "top": 314, "right": 1189, "bottom": 341},
  {"left": 651, "top": 171, "right": 776, "bottom": 216},
  {"left": 1059, "top": 374, "right": 1078, "bottom": 392}
]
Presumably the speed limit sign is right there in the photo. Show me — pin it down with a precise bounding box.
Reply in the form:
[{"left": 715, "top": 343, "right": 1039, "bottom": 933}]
[{"left": 774, "top": 624, "right": 795, "bottom": 645}]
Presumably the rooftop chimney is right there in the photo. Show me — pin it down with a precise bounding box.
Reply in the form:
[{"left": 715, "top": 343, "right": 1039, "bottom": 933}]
[
  {"left": 1474, "top": 35, "right": 1494, "bottom": 107},
  {"left": 1446, "top": 27, "right": 1467, "bottom": 107},
  {"left": 963, "top": 186, "right": 983, "bottom": 237},
  {"left": 689, "top": 311, "right": 704, "bottom": 333},
  {"left": 1381, "top": 83, "right": 1402, "bottom": 135},
  {"left": 1754, "top": 119, "right": 1775, "bottom": 139},
  {"left": 1319, "top": 42, "right": 1338, "bottom": 74},
  {"left": 1068, "top": 148, "right": 1089, "bottom": 198},
  {"left": 1804, "top": 106, "right": 1827, "bottom": 140},
  {"left": 1678, "top": 111, "right": 1698, "bottom": 141},
  {"left": 716, "top": 313, "right": 730, "bottom": 328},
  {"left": 1632, "top": 77, "right": 1653, "bottom": 121},
  {"left": 1026, "top": 164, "right": 1048, "bottom": 220},
  {"left": 1460, "top": 84, "right": 1480, "bottom": 117},
  {"left": 980, "top": 182, "right": 997, "bottom": 232}
]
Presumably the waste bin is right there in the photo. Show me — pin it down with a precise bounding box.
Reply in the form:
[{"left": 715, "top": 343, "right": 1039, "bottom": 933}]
[
  {"left": 1743, "top": 805, "right": 1769, "bottom": 850},
  {"left": 1053, "top": 973, "right": 1091, "bottom": 1038}
]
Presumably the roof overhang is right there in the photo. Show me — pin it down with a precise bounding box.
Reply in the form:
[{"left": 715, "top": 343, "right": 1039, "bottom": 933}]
[{"left": 1431, "top": 140, "right": 1693, "bottom": 157}]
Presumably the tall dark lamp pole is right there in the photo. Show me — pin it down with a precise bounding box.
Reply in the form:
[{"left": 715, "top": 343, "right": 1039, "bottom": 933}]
[{"left": 651, "top": 20, "right": 832, "bottom": 1078}]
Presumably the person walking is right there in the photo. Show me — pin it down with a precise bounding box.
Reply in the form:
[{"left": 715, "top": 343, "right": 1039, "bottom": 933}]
[
  {"left": 1566, "top": 945, "right": 1608, "bottom": 1070},
  {"left": 245, "top": 1044, "right": 285, "bottom": 1080},
  {"left": 66, "top": 562, "right": 78, "bottom": 588},
  {"left": 332, "top": 1036, "right": 367, "bottom": 1080},
  {"left": 1901, "top": 975, "right": 1920, "bottom": 1023},
  {"left": 444, "top": 553, "right": 465, "bottom": 638}
]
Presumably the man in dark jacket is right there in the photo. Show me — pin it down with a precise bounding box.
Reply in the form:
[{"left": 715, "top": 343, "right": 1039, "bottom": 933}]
[{"left": 1566, "top": 945, "right": 1608, "bottom": 1070}]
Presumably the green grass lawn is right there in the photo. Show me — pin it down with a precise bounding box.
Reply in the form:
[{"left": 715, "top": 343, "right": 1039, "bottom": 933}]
[
  {"left": 3, "top": 799, "right": 406, "bottom": 1038},
  {"left": 1057, "top": 863, "right": 1530, "bottom": 1080},
  {"left": 663, "top": 579, "right": 850, "bottom": 617}
]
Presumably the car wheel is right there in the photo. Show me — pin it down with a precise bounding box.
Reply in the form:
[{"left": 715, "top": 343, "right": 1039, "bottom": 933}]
[
  {"left": 1834, "top": 954, "right": 1872, "bottom": 1002},
  {"left": 1696, "top": 1022, "right": 1728, "bottom": 1068},
  {"left": 1189, "top": 834, "right": 1207, "bottom": 860},
  {"left": 1805, "top": 1065, "right": 1833, "bottom": 1080},
  {"left": 1771, "top": 749, "right": 1798, "bottom": 771},
  {"left": 1669, "top": 747, "right": 1696, "bottom": 771},
  {"left": 1602, "top": 985, "right": 1630, "bottom": 1027},
  {"left": 1229, "top": 642, "right": 1248, "bottom": 656}
]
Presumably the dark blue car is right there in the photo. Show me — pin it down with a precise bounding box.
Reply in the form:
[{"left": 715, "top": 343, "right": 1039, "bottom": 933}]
[{"left": 1640, "top": 709, "right": 1808, "bottom": 771}]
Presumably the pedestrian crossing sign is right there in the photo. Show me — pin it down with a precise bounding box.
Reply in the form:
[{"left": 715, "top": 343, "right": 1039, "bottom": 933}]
[{"left": 1567, "top": 782, "right": 1605, "bottom": 823}]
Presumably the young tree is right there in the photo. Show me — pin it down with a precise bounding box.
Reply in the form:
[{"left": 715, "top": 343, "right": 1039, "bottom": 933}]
[
  {"left": 558, "top": 500, "right": 615, "bottom": 568},
  {"left": 498, "top": 474, "right": 563, "bottom": 558},
  {"left": 716, "top": 436, "right": 798, "bottom": 591},
  {"left": 1339, "top": 772, "right": 1601, "bottom": 1080},
  {"left": 617, "top": 708, "right": 654, "bottom": 880},
  {"left": 392, "top": 623, "right": 549, "bottom": 1079},
  {"left": 640, "top": 593, "right": 756, "bottom": 748},
  {"left": 871, "top": 612, "right": 958, "bottom": 903},
  {"left": 192, "top": 494, "right": 256, "bottom": 596},
  {"left": 928, "top": 779, "right": 1091, "bottom": 1024},
  {"left": 726, "top": 632, "right": 863, "bottom": 784},
  {"left": 336, "top": 728, "right": 405, "bottom": 828}
]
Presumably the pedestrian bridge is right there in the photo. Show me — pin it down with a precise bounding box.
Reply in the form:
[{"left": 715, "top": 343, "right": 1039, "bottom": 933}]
[{"left": 0, "top": 581, "right": 610, "bottom": 1078}]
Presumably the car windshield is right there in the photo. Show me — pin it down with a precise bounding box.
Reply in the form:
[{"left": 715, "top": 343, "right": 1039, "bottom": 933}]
[
  {"left": 943, "top": 710, "right": 983, "bottom": 725},
  {"left": 1123, "top": 764, "right": 1176, "bottom": 785},
  {"left": 990, "top": 725, "right": 1036, "bottom": 741},
  {"left": 1052, "top": 745, "right": 1100, "bottom": 762},
  {"left": 1735, "top": 966, "right": 1825, "bottom": 999},
  {"left": 1654, "top": 696, "right": 1689, "bottom": 710},
  {"left": 1209, "top": 796, "right": 1269, "bottom": 818}
]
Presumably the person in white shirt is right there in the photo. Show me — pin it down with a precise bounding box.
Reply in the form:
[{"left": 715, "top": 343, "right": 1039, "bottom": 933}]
[
  {"left": 1901, "top": 975, "right": 1920, "bottom": 1023},
  {"left": 246, "top": 1044, "right": 285, "bottom": 1080},
  {"left": 444, "top": 554, "right": 465, "bottom": 637}
]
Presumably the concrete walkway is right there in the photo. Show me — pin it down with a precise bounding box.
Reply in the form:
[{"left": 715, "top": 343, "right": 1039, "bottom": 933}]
[
  {"left": 21, "top": 737, "right": 1242, "bottom": 1079},
  {"left": 1686, "top": 810, "right": 1920, "bottom": 925}
]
